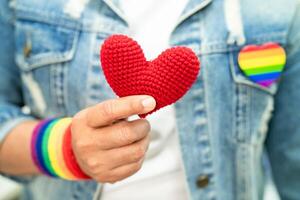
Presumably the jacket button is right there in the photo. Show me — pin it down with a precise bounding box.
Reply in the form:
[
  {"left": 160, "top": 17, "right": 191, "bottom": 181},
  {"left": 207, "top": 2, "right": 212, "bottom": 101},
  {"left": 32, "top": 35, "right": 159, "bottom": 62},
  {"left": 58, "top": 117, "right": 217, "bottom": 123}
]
[
  {"left": 196, "top": 175, "right": 209, "bottom": 188},
  {"left": 23, "top": 40, "right": 32, "bottom": 58}
]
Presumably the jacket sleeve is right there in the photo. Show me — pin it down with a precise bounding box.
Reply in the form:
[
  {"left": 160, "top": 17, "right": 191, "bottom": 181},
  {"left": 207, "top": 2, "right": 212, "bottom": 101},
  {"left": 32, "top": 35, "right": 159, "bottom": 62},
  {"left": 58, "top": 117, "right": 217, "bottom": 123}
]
[
  {"left": 266, "top": 2, "right": 300, "bottom": 199},
  {"left": 0, "top": 1, "right": 35, "bottom": 183},
  {"left": 0, "top": 2, "right": 34, "bottom": 145}
]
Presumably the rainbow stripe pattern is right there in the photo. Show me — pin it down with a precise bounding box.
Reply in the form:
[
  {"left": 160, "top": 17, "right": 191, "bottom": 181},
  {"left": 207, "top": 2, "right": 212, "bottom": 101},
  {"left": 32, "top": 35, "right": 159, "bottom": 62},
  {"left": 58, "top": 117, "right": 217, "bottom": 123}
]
[
  {"left": 31, "top": 118, "right": 90, "bottom": 180},
  {"left": 238, "top": 43, "right": 286, "bottom": 87}
]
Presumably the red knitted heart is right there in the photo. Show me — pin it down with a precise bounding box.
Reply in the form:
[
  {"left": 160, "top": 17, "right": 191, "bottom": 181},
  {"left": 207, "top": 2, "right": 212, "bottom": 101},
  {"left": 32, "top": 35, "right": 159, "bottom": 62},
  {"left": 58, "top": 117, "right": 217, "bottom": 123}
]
[{"left": 100, "top": 35, "right": 200, "bottom": 118}]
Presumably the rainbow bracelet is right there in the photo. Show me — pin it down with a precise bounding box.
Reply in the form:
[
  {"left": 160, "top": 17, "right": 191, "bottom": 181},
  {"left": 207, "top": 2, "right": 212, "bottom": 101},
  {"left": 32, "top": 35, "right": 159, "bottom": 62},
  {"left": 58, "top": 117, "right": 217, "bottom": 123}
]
[{"left": 31, "top": 118, "right": 90, "bottom": 180}]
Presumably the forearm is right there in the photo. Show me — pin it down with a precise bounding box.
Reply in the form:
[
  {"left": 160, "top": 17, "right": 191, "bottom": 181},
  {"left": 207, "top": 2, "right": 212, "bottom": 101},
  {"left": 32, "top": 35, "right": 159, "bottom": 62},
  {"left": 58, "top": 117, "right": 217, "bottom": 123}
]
[{"left": 0, "top": 120, "right": 40, "bottom": 175}]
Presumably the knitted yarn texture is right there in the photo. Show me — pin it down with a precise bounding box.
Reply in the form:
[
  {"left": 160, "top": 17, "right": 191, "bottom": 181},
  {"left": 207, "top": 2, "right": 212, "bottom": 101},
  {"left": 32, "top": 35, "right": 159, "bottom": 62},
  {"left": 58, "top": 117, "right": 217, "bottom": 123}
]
[{"left": 100, "top": 35, "right": 200, "bottom": 117}]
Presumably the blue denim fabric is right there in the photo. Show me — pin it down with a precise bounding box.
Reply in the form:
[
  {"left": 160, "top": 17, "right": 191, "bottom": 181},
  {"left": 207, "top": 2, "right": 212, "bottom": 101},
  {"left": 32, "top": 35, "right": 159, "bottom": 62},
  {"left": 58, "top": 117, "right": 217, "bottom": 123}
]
[{"left": 0, "top": 0, "right": 300, "bottom": 199}]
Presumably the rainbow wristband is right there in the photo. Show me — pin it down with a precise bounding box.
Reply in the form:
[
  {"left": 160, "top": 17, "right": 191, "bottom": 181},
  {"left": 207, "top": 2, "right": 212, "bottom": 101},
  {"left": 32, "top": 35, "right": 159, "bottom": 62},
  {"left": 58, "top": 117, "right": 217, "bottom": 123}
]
[
  {"left": 31, "top": 119, "right": 52, "bottom": 175},
  {"left": 31, "top": 118, "right": 90, "bottom": 180}
]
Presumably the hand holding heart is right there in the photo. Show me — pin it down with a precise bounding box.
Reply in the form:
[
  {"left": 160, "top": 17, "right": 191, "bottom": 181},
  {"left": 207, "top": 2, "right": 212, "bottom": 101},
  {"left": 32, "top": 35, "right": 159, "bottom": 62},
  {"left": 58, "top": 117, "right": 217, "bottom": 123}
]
[{"left": 71, "top": 35, "right": 200, "bottom": 183}]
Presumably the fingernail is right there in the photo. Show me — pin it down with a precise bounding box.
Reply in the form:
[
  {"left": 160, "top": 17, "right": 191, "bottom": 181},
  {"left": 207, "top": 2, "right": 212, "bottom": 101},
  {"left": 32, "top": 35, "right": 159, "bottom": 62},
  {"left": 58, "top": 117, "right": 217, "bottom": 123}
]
[{"left": 141, "top": 97, "right": 156, "bottom": 110}]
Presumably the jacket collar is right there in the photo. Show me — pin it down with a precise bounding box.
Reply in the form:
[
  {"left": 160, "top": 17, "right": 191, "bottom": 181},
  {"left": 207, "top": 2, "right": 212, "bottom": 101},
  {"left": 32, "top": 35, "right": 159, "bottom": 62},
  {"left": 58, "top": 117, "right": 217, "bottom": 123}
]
[{"left": 177, "top": 0, "right": 212, "bottom": 26}]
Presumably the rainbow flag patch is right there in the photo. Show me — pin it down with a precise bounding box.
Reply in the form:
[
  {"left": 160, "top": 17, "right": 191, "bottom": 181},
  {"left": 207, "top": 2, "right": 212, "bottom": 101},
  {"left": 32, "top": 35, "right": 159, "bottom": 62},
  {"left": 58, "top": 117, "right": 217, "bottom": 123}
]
[{"left": 238, "top": 43, "right": 286, "bottom": 87}]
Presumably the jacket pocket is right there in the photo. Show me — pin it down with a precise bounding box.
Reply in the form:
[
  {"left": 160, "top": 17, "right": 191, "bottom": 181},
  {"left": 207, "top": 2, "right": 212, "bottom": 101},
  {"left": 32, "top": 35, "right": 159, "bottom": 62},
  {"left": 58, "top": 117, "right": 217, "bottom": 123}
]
[
  {"left": 15, "top": 20, "right": 79, "bottom": 71},
  {"left": 228, "top": 36, "right": 287, "bottom": 144},
  {"left": 14, "top": 12, "right": 79, "bottom": 117}
]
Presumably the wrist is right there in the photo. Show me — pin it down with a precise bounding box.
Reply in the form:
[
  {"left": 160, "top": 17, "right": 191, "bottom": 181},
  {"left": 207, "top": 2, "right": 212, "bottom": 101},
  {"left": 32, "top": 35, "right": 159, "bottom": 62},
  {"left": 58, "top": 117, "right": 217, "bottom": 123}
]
[{"left": 0, "top": 120, "right": 40, "bottom": 175}]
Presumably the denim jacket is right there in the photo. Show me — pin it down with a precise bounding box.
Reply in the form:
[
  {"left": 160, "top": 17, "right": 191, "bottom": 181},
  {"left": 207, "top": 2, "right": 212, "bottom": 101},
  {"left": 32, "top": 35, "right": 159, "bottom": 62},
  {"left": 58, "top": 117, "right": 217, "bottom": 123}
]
[{"left": 1, "top": 0, "right": 300, "bottom": 199}]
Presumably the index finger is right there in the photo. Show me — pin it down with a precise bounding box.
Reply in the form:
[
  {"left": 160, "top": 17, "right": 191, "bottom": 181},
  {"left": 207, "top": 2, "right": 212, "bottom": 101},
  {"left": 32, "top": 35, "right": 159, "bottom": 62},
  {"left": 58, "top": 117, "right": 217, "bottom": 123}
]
[{"left": 86, "top": 95, "right": 156, "bottom": 127}]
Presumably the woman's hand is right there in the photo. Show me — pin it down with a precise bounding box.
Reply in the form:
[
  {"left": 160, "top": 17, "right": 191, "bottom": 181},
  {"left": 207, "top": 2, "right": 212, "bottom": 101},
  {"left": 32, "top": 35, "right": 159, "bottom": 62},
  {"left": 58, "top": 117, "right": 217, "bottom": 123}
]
[{"left": 71, "top": 95, "right": 156, "bottom": 183}]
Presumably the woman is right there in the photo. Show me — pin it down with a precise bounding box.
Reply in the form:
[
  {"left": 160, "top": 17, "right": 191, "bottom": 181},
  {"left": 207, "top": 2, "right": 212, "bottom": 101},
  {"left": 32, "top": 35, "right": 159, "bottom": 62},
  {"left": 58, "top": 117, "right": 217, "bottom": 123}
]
[{"left": 0, "top": 0, "right": 300, "bottom": 199}]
